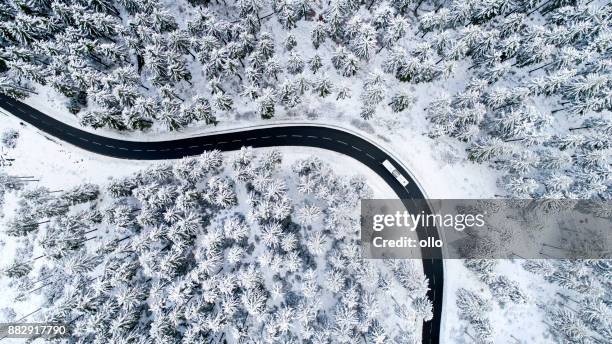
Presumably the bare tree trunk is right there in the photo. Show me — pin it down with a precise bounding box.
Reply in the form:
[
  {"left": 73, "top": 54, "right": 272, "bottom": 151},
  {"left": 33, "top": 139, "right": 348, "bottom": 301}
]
[
  {"left": 527, "top": 0, "right": 553, "bottom": 16},
  {"left": 413, "top": 0, "right": 426, "bottom": 17},
  {"left": 528, "top": 61, "right": 554, "bottom": 74}
]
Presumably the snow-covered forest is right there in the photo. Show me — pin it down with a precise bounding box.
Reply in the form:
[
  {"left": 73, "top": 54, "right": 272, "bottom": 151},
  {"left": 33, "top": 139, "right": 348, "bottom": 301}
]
[
  {"left": 0, "top": 0, "right": 610, "bottom": 200},
  {"left": 1, "top": 0, "right": 611, "bottom": 342},
  {"left": 0, "top": 149, "right": 432, "bottom": 343},
  {"left": 452, "top": 259, "right": 611, "bottom": 343}
]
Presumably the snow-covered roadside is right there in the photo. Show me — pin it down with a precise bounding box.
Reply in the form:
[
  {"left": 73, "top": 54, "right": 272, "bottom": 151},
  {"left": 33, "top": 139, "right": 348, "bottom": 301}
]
[
  {"left": 0, "top": 111, "right": 395, "bottom": 197},
  {"left": 6, "top": 93, "right": 502, "bottom": 200},
  {"left": 0, "top": 109, "right": 151, "bottom": 189}
]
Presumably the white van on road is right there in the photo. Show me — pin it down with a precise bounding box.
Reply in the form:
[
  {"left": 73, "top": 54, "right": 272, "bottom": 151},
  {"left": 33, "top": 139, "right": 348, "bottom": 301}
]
[{"left": 382, "top": 159, "right": 410, "bottom": 187}]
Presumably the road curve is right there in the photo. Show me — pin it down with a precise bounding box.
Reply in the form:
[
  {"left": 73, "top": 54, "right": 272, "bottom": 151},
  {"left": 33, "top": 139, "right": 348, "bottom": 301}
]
[{"left": 0, "top": 93, "right": 444, "bottom": 344}]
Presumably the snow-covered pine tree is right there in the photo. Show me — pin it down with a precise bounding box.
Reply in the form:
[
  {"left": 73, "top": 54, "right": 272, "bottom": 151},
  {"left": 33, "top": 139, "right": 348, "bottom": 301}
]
[
  {"left": 284, "top": 33, "right": 297, "bottom": 51},
  {"left": 390, "top": 92, "right": 415, "bottom": 113},
  {"left": 286, "top": 52, "right": 305, "bottom": 75},
  {"left": 257, "top": 88, "right": 276, "bottom": 119},
  {"left": 308, "top": 54, "right": 322, "bottom": 74},
  {"left": 312, "top": 77, "right": 333, "bottom": 98}
]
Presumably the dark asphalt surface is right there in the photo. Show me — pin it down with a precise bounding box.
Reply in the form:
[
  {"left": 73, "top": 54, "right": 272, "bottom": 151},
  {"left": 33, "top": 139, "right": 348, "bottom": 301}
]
[{"left": 0, "top": 93, "right": 444, "bottom": 343}]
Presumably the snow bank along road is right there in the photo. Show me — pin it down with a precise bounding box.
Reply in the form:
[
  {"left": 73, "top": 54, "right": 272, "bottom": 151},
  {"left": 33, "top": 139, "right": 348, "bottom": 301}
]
[{"left": 0, "top": 93, "right": 444, "bottom": 344}]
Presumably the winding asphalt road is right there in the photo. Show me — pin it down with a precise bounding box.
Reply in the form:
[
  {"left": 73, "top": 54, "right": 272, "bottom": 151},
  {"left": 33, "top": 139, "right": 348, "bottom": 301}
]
[{"left": 0, "top": 93, "right": 444, "bottom": 343}]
